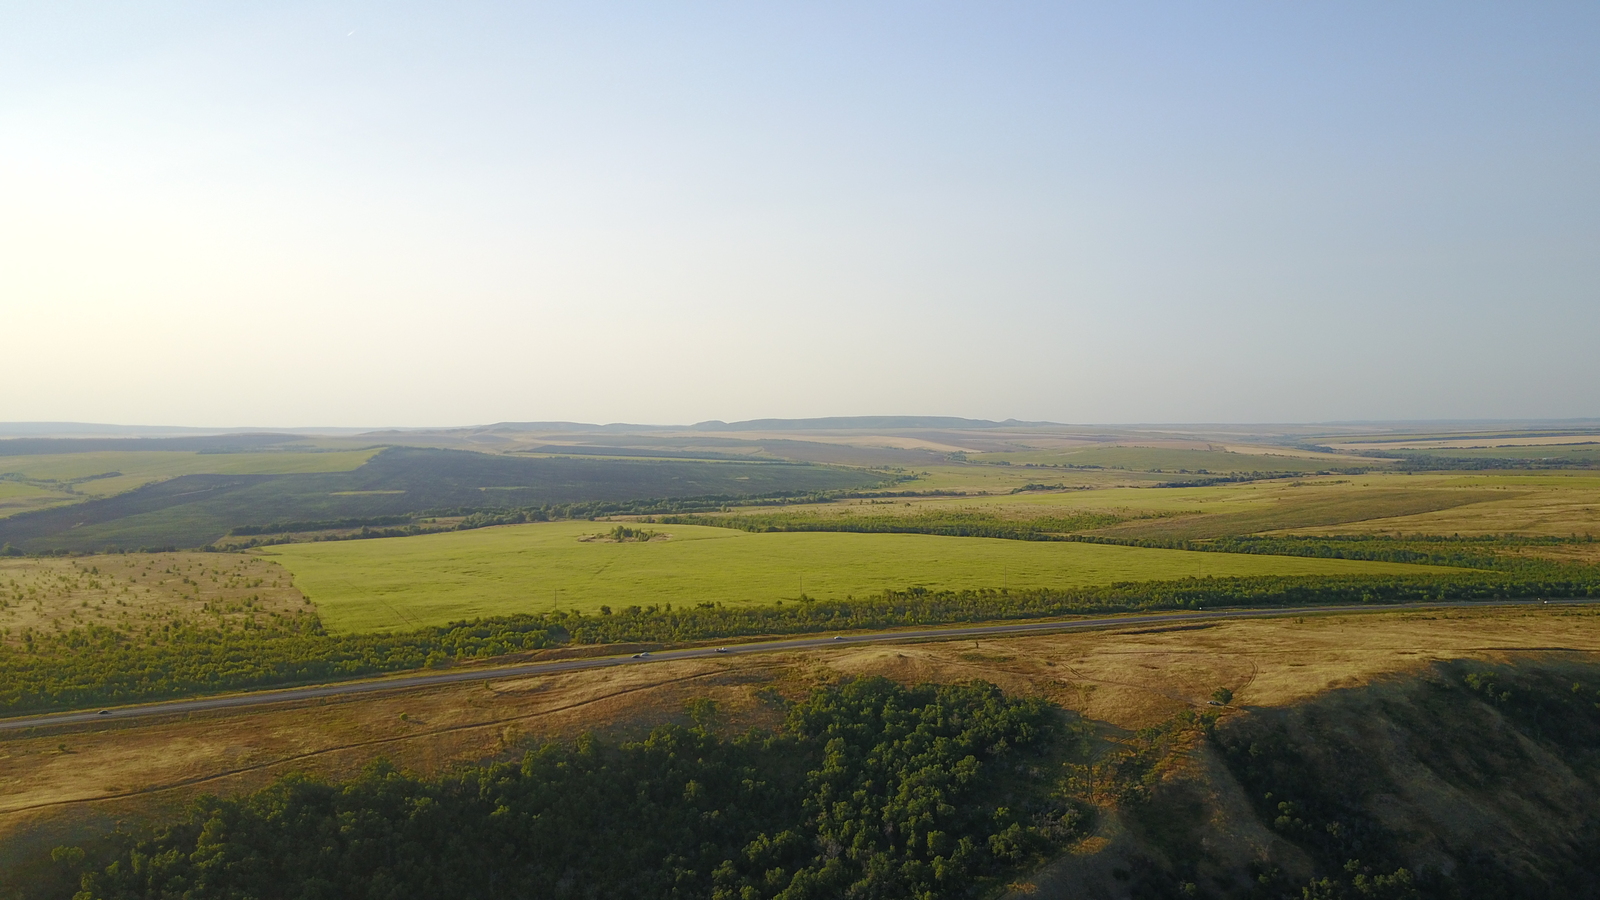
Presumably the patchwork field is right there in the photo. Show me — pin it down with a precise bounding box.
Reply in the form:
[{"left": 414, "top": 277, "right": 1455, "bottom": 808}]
[
  {"left": 0, "top": 449, "right": 382, "bottom": 519},
  {"left": 0, "top": 448, "right": 885, "bottom": 552},
  {"left": 715, "top": 471, "right": 1548, "bottom": 540},
  {"left": 1389, "top": 443, "right": 1600, "bottom": 462},
  {"left": 1263, "top": 473, "right": 1600, "bottom": 537},
  {"left": 264, "top": 520, "right": 1468, "bottom": 631},
  {"left": 964, "top": 445, "right": 1372, "bottom": 473}
]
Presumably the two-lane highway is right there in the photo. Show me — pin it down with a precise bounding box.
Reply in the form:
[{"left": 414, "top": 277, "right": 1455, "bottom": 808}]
[{"left": 1, "top": 598, "right": 1588, "bottom": 734}]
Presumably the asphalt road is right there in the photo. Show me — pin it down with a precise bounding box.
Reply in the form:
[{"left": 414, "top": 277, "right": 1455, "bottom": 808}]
[{"left": 1, "top": 598, "right": 1589, "bottom": 734}]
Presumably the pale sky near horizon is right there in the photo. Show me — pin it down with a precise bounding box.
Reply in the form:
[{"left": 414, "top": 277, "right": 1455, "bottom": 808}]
[{"left": 3, "top": 2, "right": 1597, "bottom": 428}]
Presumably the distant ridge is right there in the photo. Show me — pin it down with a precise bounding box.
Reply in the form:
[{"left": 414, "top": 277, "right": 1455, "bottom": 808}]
[
  {"left": 474, "top": 422, "right": 672, "bottom": 434},
  {"left": 0, "top": 423, "right": 381, "bottom": 438},
  {"left": 453, "top": 417, "right": 1056, "bottom": 434},
  {"left": 689, "top": 416, "right": 1052, "bottom": 431},
  {"left": 16, "top": 417, "right": 1597, "bottom": 441},
  {"left": 0, "top": 422, "right": 233, "bottom": 438},
  {"left": 0, "top": 433, "right": 309, "bottom": 456}
]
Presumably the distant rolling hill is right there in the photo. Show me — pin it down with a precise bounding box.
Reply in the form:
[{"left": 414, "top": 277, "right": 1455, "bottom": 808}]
[{"left": 0, "top": 447, "right": 883, "bottom": 552}]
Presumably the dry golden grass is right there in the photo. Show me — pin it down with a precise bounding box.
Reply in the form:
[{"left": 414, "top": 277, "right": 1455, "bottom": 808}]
[
  {"left": 816, "top": 470, "right": 1600, "bottom": 541},
  {"left": 0, "top": 553, "right": 307, "bottom": 648},
  {"left": 734, "top": 471, "right": 1575, "bottom": 538},
  {"left": 1284, "top": 473, "right": 1600, "bottom": 537},
  {"left": 1512, "top": 544, "right": 1600, "bottom": 565}
]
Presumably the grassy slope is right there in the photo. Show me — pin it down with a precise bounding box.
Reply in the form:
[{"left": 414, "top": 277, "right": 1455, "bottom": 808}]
[
  {"left": 1277, "top": 472, "right": 1600, "bottom": 536},
  {"left": 0, "top": 449, "right": 382, "bottom": 491},
  {"left": 4, "top": 449, "right": 885, "bottom": 552},
  {"left": 0, "top": 450, "right": 382, "bottom": 520},
  {"left": 0, "top": 482, "right": 65, "bottom": 519},
  {"left": 265, "top": 521, "right": 1465, "bottom": 631},
  {"left": 966, "top": 446, "right": 1363, "bottom": 473},
  {"left": 1086, "top": 488, "right": 1507, "bottom": 540},
  {"left": 728, "top": 473, "right": 1531, "bottom": 537}
]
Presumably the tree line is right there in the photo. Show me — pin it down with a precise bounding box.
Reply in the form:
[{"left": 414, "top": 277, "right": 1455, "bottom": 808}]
[{"left": 5, "top": 567, "right": 1599, "bottom": 716}]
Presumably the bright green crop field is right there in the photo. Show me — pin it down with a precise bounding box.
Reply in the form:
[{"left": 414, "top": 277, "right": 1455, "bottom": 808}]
[{"left": 264, "top": 521, "right": 1466, "bottom": 632}]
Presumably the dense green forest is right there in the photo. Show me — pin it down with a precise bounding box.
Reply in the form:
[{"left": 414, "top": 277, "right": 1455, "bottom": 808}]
[
  {"left": 65, "top": 678, "right": 1079, "bottom": 900},
  {"left": 4, "top": 565, "right": 1598, "bottom": 716}
]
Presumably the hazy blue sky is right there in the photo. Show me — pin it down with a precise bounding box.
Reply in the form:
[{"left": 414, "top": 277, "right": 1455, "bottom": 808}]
[{"left": 3, "top": 2, "right": 1597, "bottom": 426}]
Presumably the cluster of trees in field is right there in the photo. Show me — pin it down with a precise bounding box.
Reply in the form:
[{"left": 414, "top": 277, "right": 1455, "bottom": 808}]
[
  {"left": 6, "top": 566, "right": 1600, "bottom": 716},
  {"left": 602, "top": 524, "right": 660, "bottom": 542},
  {"left": 1009, "top": 482, "right": 1074, "bottom": 493},
  {"left": 69, "top": 678, "right": 1081, "bottom": 900}
]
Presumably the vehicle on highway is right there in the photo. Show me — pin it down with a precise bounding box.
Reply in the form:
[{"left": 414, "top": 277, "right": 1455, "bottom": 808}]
[{"left": 714, "top": 647, "right": 729, "bottom": 653}]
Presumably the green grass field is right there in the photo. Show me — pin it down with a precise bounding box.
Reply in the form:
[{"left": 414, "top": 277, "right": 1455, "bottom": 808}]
[{"left": 264, "top": 520, "right": 1467, "bottom": 632}]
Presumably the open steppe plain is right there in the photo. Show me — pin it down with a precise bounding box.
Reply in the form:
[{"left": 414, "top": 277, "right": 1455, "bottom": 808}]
[
  {"left": 263, "top": 520, "right": 1457, "bottom": 631},
  {"left": 735, "top": 468, "right": 1600, "bottom": 545}
]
